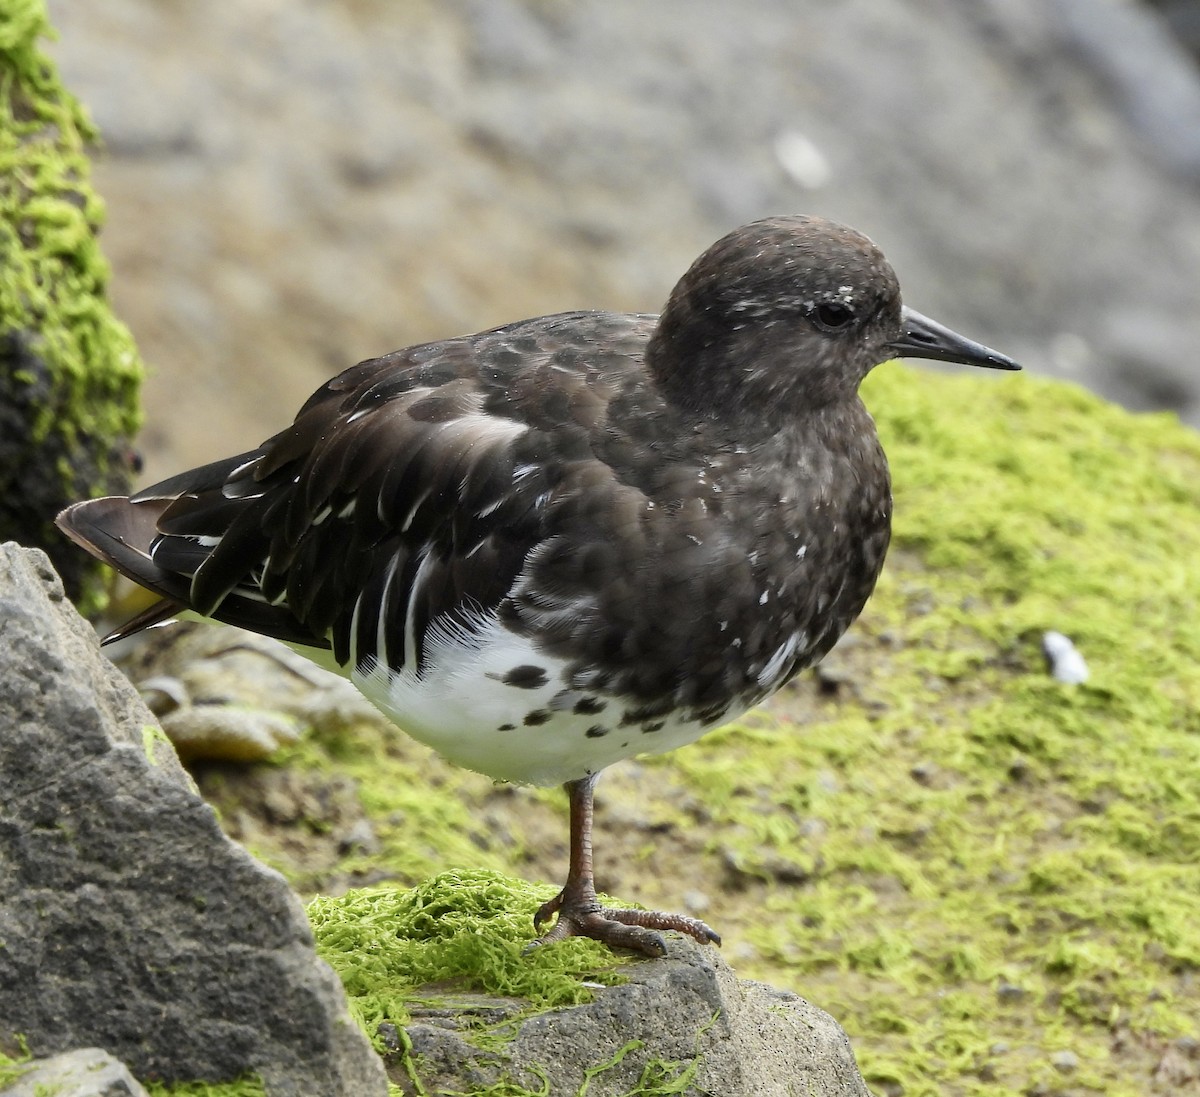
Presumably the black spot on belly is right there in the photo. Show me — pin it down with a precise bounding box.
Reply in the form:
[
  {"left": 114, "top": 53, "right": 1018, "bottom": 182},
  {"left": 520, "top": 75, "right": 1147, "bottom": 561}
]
[
  {"left": 573, "top": 696, "right": 607, "bottom": 716},
  {"left": 585, "top": 725, "right": 609, "bottom": 739},
  {"left": 641, "top": 721, "right": 665, "bottom": 734},
  {"left": 497, "top": 723, "right": 516, "bottom": 731},
  {"left": 503, "top": 665, "right": 549, "bottom": 689},
  {"left": 523, "top": 709, "right": 552, "bottom": 726}
]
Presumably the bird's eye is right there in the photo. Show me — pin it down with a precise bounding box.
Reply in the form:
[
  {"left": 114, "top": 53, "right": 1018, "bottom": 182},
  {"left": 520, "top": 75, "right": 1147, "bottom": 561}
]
[{"left": 814, "top": 303, "right": 855, "bottom": 331}]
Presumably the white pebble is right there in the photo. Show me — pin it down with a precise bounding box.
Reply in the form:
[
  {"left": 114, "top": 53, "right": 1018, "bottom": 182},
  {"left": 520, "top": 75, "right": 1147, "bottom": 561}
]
[{"left": 1042, "top": 631, "right": 1089, "bottom": 684}]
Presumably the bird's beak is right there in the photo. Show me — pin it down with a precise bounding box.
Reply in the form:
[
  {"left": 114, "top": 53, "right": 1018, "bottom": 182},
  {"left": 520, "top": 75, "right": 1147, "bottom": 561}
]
[{"left": 889, "top": 306, "right": 1021, "bottom": 371}]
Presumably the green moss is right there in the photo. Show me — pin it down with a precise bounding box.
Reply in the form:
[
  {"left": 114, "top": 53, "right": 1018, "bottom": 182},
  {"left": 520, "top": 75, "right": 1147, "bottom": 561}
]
[
  {"left": 309, "top": 869, "right": 624, "bottom": 1055},
  {"left": 0, "top": 0, "right": 143, "bottom": 605},
  {"left": 311, "top": 872, "right": 719, "bottom": 1095},
  {"left": 142, "top": 1078, "right": 266, "bottom": 1097},
  {"left": 0, "top": 1042, "right": 31, "bottom": 1088},
  {"left": 142, "top": 723, "right": 174, "bottom": 767}
]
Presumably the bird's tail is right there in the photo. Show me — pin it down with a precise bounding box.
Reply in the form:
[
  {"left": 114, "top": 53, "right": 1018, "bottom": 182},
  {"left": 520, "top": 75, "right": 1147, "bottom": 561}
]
[
  {"left": 56, "top": 449, "right": 328, "bottom": 651},
  {"left": 56, "top": 495, "right": 189, "bottom": 643}
]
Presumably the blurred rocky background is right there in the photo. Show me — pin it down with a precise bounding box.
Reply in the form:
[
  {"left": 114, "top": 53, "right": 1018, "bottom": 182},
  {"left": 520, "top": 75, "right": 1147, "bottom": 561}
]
[{"left": 43, "top": 0, "right": 1200, "bottom": 486}]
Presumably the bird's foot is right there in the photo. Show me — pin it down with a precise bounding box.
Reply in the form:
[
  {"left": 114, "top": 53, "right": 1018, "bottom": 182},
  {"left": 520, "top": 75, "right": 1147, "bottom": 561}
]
[{"left": 530, "top": 891, "right": 721, "bottom": 958}]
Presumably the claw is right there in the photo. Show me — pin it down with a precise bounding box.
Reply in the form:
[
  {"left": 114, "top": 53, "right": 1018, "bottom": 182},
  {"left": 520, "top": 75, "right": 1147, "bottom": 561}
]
[{"left": 530, "top": 775, "right": 722, "bottom": 957}]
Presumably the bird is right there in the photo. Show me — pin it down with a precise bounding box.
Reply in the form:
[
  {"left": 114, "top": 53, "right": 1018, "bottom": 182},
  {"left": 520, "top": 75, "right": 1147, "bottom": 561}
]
[{"left": 57, "top": 215, "right": 1020, "bottom": 957}]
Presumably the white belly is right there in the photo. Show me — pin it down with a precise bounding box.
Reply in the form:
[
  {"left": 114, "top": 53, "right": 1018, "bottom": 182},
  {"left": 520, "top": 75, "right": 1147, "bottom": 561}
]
[{"left": 348, "top": 612, "right": 733, "bottom": 786}]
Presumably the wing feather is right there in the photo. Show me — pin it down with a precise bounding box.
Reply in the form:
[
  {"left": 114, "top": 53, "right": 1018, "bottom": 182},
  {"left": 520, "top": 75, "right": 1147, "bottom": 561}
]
[{"left": 55, "top": 315, "right": 644, "bottom": 667}]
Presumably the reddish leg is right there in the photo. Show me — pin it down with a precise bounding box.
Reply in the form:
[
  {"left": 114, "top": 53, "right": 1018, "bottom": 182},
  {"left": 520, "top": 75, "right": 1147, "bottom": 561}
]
[{"left": 531, "top": 772, "right": 721, "bottom": 957}]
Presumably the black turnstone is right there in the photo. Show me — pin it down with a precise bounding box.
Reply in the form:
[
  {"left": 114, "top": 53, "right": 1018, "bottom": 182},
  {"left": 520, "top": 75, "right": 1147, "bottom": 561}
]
[{"left": 57, "top": 215, "right": 1019, "bottom": 957}]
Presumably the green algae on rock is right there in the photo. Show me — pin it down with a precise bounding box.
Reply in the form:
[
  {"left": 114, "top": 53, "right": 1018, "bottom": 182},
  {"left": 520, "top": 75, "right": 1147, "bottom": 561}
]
[
  {"left": 309, "top": 871, "right": 641, "bottom": 1095},
  {"left": 143, "top": 1077, "right": 267, "bottom": 1097},
  {"left": 0, "top": 0, "right": 143, "bottom": 607},
  {"left": 309, "top": 869, "right": 624, "bottom": 1046},
  {"left": 309, "top": 872, "right": 838, "bottom": 1097}
]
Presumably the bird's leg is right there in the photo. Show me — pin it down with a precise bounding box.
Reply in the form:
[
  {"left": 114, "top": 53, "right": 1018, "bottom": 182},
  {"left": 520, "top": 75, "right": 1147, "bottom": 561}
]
[{"left": 531, "top": 772, "right": 721, "bottom": 958}]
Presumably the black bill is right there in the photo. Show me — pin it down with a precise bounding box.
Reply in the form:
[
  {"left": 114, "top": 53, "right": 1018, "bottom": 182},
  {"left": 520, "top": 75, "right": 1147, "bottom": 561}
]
[{"left": 889, "top": 306, "right": 1021, "bottom": 371}]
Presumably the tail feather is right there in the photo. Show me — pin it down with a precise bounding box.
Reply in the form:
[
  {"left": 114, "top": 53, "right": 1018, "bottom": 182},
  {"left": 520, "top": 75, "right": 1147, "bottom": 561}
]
[
  {"left": 56, "top": 496, "right": 193, "bottom": 604},
  {"left": 55, "top": 495, "right": 329, "bottom": 652}
]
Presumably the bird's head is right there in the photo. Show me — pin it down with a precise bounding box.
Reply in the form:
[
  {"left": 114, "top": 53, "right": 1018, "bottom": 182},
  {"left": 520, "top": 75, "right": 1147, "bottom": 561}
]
[{"left": 648, "top": 215, "right": 1019, "bottom": 426}]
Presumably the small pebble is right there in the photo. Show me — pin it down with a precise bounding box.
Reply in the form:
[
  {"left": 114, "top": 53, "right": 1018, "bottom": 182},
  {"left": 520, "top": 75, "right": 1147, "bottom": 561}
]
[
  {"left": 1042, "top": 630, "right": 1089, "bottom": 684},
  {"left": 1051, "top": 1050, "right": 1079, "bottom": 1074},
  {"left": 338, "top": 817, "right": 380, "bottom": 855},
  {"left": 814, "top": 661, "right": 852, "bottom": 694},
  {"left": 815, "top": 769, "right": 840, "bottom": 794},
  {"left": 1007, "top": 755, "right": 1031, "bottom": 782},
  {"left": 910, "top": 761, "right": 937, "bottom": 785},
  {"left": 682, "top": 889, "right": 711, "bottom": 914},
  {"left": 376, "top": 1022, "right": 401, "bottom": 1052}
]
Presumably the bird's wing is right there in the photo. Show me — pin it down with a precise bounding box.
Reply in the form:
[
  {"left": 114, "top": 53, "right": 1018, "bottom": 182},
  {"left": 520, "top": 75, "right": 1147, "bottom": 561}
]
[{"left": 57, "top": 313, "right": 652, "bottom": 668}]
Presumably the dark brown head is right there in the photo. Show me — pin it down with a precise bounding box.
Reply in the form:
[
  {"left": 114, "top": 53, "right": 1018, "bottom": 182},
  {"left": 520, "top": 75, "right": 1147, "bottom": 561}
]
[{"left": 647, "top": 215, "right": 1018, "bottom": 425}]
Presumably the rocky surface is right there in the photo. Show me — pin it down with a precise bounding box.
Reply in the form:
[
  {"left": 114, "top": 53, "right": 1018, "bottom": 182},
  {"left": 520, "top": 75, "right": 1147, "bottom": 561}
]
[
  {"left": 40, "top": 0, "right": 1200, "bottom": 493},
  {"left": 394, "top": 936, "right": 869, "bottom": 1097},
  {"left": 0, "top": 544, "right": 387, "bottom": 1096},
  {"left": 0, "top": 1048, "right": 148, "bottom": 1097}
]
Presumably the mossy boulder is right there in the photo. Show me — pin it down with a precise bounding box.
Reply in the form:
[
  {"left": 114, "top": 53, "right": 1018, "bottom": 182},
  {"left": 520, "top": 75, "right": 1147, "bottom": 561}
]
[{"left": 0, "top": 0, "right": 143, "bottom": 607}]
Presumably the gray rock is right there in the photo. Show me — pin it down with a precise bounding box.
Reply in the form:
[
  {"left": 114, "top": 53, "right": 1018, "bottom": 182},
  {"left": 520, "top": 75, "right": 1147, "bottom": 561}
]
[
  {"left": 0, "top": 545, "right": 386, "bottom": 1097},
  {"left": 1049, "top": 0, "right": 1200, "bottom": 180},
  {"left": 0, "top": 1047, "right": 148, "bottom": 1097},
  {"left": 402, "top": 936, "right": 869, "bottom": 1097}
]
